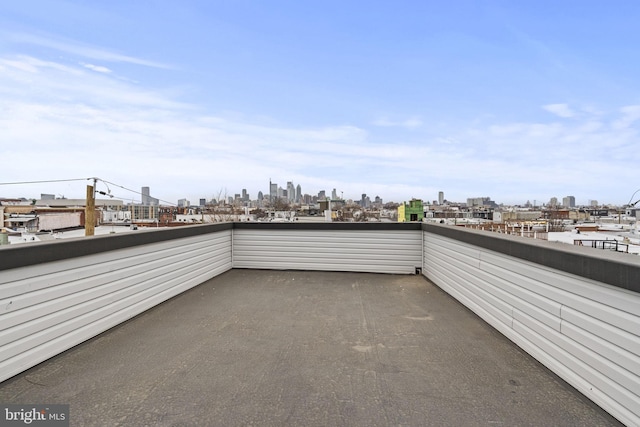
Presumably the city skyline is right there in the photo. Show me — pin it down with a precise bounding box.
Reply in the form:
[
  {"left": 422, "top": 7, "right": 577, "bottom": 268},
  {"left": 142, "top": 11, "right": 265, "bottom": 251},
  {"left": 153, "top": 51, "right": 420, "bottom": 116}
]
[
  {"left": 0, "top": 177, "right": 614, "bottom": 209},
  {"left": 1, "top": 2, "right": 639, "bottom": 205}
]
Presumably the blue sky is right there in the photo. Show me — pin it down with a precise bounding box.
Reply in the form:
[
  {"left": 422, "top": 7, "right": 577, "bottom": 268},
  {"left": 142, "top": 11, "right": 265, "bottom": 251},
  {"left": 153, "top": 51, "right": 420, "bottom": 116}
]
[{"left": 1, "top": 1, "right": 639, "bottom": 206}]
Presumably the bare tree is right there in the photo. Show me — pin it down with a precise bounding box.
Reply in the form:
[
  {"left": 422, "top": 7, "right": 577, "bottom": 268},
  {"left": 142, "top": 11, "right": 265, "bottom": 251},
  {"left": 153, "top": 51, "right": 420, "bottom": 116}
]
[
  {"left": 202, "top": 188, "right": 237, "bottom": 222},
  {"left": 545, "top": 208, "right": 566, "bottom": 232},
  {"left": 268, "top": 197, "right": 291, "bottom": 211},
  {"left": 252, "top": 208, "right": 268, "bottom": 220}
]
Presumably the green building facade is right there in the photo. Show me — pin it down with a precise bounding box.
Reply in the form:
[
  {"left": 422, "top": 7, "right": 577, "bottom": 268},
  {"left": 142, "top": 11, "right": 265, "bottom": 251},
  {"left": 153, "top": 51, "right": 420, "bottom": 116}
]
[{"left": 398, "top": 199, "right": 424, "bottom": 222}]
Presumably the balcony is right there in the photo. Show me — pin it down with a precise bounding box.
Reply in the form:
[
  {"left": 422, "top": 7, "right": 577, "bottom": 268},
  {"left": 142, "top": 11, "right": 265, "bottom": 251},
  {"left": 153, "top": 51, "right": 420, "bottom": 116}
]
[{"left": 0, "top": 223, "right": 638, "bottom": 426}]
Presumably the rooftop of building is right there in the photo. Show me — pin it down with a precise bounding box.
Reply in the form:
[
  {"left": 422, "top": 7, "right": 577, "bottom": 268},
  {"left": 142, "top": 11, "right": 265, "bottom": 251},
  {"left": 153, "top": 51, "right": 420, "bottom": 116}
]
[{"left": 0, "top": 269, "right": 622, "bottom": 426}]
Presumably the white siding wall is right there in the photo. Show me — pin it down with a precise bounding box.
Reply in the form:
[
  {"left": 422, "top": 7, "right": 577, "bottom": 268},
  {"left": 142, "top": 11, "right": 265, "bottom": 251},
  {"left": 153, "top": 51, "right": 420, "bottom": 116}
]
[
  {"left": 423, "top": 231, "right": 640, "bottom": 427},
  {"left": 0, "top": 230, "right": 232, "bottom": 383},
  {"left": 233, "top": 229, "right": 422, "bottom": 274}
]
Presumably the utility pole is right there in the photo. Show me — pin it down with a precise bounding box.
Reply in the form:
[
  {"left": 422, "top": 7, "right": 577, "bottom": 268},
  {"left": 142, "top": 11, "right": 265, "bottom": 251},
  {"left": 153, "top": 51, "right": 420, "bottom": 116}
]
[{"left": 85, "top": 179, "right": 96, "bottom": 236}]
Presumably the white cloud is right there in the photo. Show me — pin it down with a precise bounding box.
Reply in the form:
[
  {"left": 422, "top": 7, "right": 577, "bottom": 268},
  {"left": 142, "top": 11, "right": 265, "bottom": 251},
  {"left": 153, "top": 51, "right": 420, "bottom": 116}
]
[
  {"left": 1, "top": 53, "right": 638, "bottom": 205},
  {"left": 0, "top": 55, "right": 82, "bottom": 75},
  {"left": 0, "top": 55, "right": 186, "bottom": 110},
  {"left": 612, "top": 105, "right": 640, "bottom": 130},
  {"left": 8, "top": 32, "right": 171, "bottom": 69},
  {"left": 372, "top": 116, "right": 423, "bottom": 129},
  {"left": 433, "top": 137, "right": 460, "bottom": 146},
  {"left": 82, "top": 63, "right": 112, "bottom": 73},
  {"left": 542, "top": 103, "right": 575, "bottom": 118}
]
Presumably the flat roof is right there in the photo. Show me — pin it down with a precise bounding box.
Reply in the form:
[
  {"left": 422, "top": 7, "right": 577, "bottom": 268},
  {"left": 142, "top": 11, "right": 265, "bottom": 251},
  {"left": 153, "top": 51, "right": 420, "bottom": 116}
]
[
  {"left": 0, "top": 270, "right": 621, "bottom": 426},
  {"left": 3, "top": 217, "right": 37, "bottom": 223},
  {"left": 34, "top": 198, "right": 124, "bottom": 206}
]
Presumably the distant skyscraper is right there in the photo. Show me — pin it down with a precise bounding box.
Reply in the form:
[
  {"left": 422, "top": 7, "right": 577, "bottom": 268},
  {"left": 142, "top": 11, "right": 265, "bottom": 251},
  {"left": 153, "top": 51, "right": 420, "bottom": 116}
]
[
  {"left": 361, "top": 194, "right": 369, "bottom": 208},
  {"left": 549, "top": 197, "right": 558, "bottom": 208},
  {"left": 296, "top": 184, "right": 302, "bottom": 203},
  {"left": 287, "top": 181, "right": 295, "bottom": 202},
  {"left": 270, "top": 181, "right": 277, "bottom": 200},
  {"left": 242, "top": 188, "right": 249, "bottom": 202},
  {"left": 141, "top": 187, "right": 150, "bottom": 204},
  {"left": 258, "top": 191, "right": 264, "bottom": 201},
  {"left": 467, "top": 197, "right": 497, "bottom": 208},
  {"left": 141, "top": 186, "right": 159, "bottom": 206},
  {"left": 562, "top": 196, "right": 576, "bottom": 208},
  {"left": 318, "top": 190, "right": 326, "bottom": 200},
  {"left": 331, "top": 188, "right": 337, "bottom": 200},
  {"left": 438, "top": 191, "right": 444, "bottom": 205},
  {"left": 199, "top": 198, "right": 206, "bottom": 206}
]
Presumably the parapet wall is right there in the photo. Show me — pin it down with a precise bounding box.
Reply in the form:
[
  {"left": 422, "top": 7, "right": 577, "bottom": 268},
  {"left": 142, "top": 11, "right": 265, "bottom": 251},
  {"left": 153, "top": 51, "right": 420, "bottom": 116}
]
[
  {"left": 0, "top": 224, "right": 233, "bottom": 384},
  {"left": 0, "top": 222, "right": 638, "bottom": 425},
  {"left": 422, "top": 223, "right": 640, "bottom": 427},
  {"left": 233, "top": 222, "right": 422, "bottom": 274}
]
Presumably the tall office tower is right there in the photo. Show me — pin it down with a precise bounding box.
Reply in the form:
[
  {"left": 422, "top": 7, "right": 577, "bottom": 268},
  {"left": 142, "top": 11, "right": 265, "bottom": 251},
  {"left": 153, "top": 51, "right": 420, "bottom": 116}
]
[
  {"left": 318, "top": 190, "right": 326, "bottom": 200},
  {"left": 331, "top": 188, "right": 338, "bottom": 200},
  {"left": 562, "top": 196, "right": 576, "bottom": 208},
  {"left": 270, "top": 181, "right": 278, "bottom": 200},
  {"left": 257, "top": 191, "right": 264, "bottom": 201},
  {"left": 141, "top": 187, "right": 159, "bottom": 206},
  {"left": 549, "top": 197, "right": 558, "bottom": 207},
  {"left": 199, "top": 198, "right": 206, "bottom": 207},
  {"left": 242, "top": 189, "right": 249, "bottom": 202},
  {"left": 296, "top": 184, "right": 302, "bottom": 203},
  {"left": 438, "top": 191, "right": 444, "bottom": 205},
  {"left": 287, "top": 181, "right": 295, "bottom": 202},
  {"left": 142, "top": 187, "right": 151, "bottom": 204}
]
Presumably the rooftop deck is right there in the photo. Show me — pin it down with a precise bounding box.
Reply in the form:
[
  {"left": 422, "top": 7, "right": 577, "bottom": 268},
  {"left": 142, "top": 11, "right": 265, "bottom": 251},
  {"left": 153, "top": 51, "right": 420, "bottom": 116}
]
[{"left": 0, "top": 269, "right": 621, "bottom": 426}]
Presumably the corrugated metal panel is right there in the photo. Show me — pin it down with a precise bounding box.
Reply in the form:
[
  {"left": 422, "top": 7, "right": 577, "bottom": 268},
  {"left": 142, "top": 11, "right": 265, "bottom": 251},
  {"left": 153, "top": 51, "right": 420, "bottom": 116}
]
[
  {"left": 233, "top": 229, "right": 422, "bottom": 274},
  {"left": 423, "top": 230, "right": 640, "bottom": 427},
  {"left": 0, "top": 230, "right": 232, "bottom": 383}
]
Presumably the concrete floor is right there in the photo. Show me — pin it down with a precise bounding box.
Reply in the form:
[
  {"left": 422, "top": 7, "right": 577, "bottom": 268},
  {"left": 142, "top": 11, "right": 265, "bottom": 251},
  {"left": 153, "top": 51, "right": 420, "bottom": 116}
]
[{"left": 0, "top": 270, "right": 623, "bottom": 426}]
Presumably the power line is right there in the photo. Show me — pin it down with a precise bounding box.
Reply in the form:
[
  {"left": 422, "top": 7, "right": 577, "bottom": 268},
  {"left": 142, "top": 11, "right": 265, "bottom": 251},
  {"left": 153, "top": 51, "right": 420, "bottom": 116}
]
[
  {"left": 0, "top": 177, "right": 177, "bottom": 206},
  {"left": 0, "top": 178, "right": 91, "bottom": 186},
  {"left": 100, "top": 179, "right": 177, "bottom": 206},
  {"left": 627, "top": 188, "right": 640, "bottom": 207}
]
